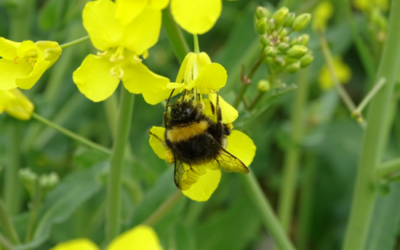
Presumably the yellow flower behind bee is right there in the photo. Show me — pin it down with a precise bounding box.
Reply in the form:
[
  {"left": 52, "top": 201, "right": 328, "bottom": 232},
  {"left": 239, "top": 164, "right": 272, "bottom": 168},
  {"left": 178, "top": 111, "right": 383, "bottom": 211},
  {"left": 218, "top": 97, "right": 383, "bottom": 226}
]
[
  {"left": 73, "top": 0, "right": 169, "bottom": 102},
  {"left": 312, "top": 1, "right": 334, "bottom": 31},
  {"left": 115, "top": 0, "right": 169, "bottom": 26},
  {"left": 318, "top": 57, "right": 352, "bottom": 91},
  {"left": 0, "top": 38, "right": 61, "bottom": 90},
  {"left": 0, "top": 89, "right": 34, "bottom": 120},
  {"left": 51, "top": 225, "right": 162, "bottom": 250}
]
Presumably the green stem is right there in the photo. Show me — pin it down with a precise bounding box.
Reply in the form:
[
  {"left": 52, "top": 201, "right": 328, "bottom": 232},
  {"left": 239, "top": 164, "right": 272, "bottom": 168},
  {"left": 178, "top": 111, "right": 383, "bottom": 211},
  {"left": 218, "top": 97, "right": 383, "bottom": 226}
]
[
  {"left": 162, "top": 7, "right": 190, "bottom": 63},
  {"left": 0, "top": 232, "right": 16, "bottom": 250},
  {"left": 375, "top": 158, "right": 400, "bottom": 179},
  {"left": 342, "top": 1, "right": 400, "bottom": 249},
  {"left": 240, "top": 173, "right": 296, "bottom": 250},
  {"left": 143, "top": 191, "right": 182, "bottom": 226},
  {"left": 24, "top": 181, "right": 41, "bottom": 242},
  {"left": 59, "top": 35, "right": 90, "bottom": 49},
  {"left": 106, "top": 89, "right": 134, "bottom": 243},
  {"left": 277, "top": 68, "right": 310, "bottom": 233},
  {"left": 31, "top": 113, "right": 111, "bottom": 155},
  {"left": 318, "top": 31, "right": 367, "bottom": 128},
  {"left": 248, "top": 91, "right": 265, "bottom": 111},
  {"left": 193, "top": 34, "right": 200, "bottom": 53},
  {"left": 0, "top": 199, "right": 20, "bottom": 244},
  {"left": 352, "top": 77, "right": 386, "bottom": 117}
]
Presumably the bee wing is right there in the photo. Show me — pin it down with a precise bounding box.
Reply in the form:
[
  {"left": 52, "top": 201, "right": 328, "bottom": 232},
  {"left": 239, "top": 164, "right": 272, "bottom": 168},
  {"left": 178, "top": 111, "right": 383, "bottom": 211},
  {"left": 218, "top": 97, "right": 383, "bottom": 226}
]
[
  {"left": 174, "top": 160, "right": 207, "bottom": 190},
  {"left": 210, "top": 137, "right": 249, "bottom": 174}
]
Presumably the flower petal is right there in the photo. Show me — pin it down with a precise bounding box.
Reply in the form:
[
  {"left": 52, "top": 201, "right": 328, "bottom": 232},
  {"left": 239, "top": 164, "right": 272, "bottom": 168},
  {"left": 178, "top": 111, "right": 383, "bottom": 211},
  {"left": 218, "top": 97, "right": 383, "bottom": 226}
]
[
  {"left": 149, "top": 126, "right": 167, "bottom": 160},
  {"left": 0, "top": 37, "right": 19, "bottom": 60},
  {"left": 208, "top": 93, "right": 238, "bottom": 124},
  {"left": 83, "top": 0, "right": 123, "bottom": 51},
  {"left": 226, "top": 130, "right": 256, "bottom": 166},
  {"left": 142, "top": 89, "right": 173, "bottom": 105},
  {"left": 16, "top": 59, "right": 51, "bottom": 89},
  {"left": 121, "top": 7, "right": 162, "bottom": 55},
  {"left": 149, "top": 0, "right": 169, "bottom": 9},
  {"left": 50, "top": 239, "right": 99, "bottom": 250},
  {"left": 73, "top": 54, "right": 120, "bottom": 102},
  {"left": 122, "top": 62, "right": 169, "bottom": 94},
  {"left": 176, "top": 52, "right": 196, "bottom": 83},
  {"left": 0, "top": 59, "right": 31, "bottom": 90},
  {"left": 171, "top": 0, "right": 222, "bottom": 34},
  {"left": 107, "top": 225, "right": 162, "bottom": 250},
  {"left": 0, "top": 89, "right": 34, "bottom": 120},
  {"left": 115, "top": 0, "right": 148, "bottom": 26},
  {"left": 189, "top": 63, "right": 227, "bottom": 93},
  {"left": 182, "top": 167, "right": 221, "bottom": 201},
  {"left": 35, "top": 41, "right": 62, "bottom": 67}
]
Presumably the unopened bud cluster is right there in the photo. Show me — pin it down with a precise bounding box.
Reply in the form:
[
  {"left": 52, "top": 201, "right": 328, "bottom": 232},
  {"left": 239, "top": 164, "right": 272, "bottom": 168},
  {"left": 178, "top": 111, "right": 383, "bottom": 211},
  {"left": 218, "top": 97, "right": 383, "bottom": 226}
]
[
  {"left": 256, "top": 6, "right": 314, "bottom": 74},
  {"left": 20, "top": 168, "right": 59, "bottom": 200}
]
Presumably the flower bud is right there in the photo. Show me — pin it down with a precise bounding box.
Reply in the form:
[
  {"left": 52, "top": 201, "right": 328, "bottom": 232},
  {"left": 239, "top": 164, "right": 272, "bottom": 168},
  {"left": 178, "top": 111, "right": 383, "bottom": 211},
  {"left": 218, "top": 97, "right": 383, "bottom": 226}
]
[
  {"left": 260, "top": 35, "right": 270, "bottom": 46},
  {"left": 256, "top": 6, "right": 270, "bottom": 19},
  {"left": 283, "top": 12, "right": 296, "bottom": 27},
  {"left": 39, "top": 173, "right": 59, "bottom": 192},
  {"left": 287, "top": 45, "right": 308, "bottom": 58},
  {"left": 272, "top": 7, "right": 289, "bottom": 27},
  {"left": 292, "top": 13, "right": 311, "bottom": 31},
  {"left": 299, "top": 34, "right": 310, "bottom": 46},
  {"left": 286, "top": 61, "right": 301, "bottom": 73},
  {"left": 257, "top": 17, "right": 269, "bottom": 34},
  {"left": 277, "top": 42, "right": 289, "bottom": 52},
  {"left": 279, "top": 28, "right": 289, "bottom": 38},
  {"left": 268, "top": 18, "right": 276, "bottom": 31},
  {"left": 282, "top": 36, "right": 290, "bottom": 42},
  {"left": 300, "top": 54, "right": 314, "bottom": 67},
  {"left": 289, "top": 37, "right": 301, "bottom": 46},
  {"left": 257, "top": 80, "right": 271, "bottom": 92},
  {"left": 264, "top": 46, "right": 277, "bottom": 57},
  {"left": 19, "top": 168, "right": 38, "bottom": 198}
]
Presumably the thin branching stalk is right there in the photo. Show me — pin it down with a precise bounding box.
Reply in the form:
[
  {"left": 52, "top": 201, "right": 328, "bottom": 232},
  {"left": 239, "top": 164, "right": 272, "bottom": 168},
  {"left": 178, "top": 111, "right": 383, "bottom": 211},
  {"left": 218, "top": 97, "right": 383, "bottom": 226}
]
[
  {"left": 143, "top": 191, "right": 182, "bottom": 226},
  {"left": 375, "top": 158, "right": 400, "bottom": 179},
  {"left": 59, "top": 35, "right": 90, "bottom": 49},
  {"left": 342, "top": 1, "right": 400, "bottom": 249},
  {"left": 0, "top": 199, "right": 20, "bottom": 244}
]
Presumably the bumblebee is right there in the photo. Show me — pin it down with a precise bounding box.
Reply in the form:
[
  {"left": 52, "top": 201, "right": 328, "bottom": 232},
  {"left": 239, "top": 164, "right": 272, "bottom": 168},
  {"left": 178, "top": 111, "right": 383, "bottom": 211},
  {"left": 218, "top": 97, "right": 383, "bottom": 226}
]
[{"left": 150, "top": 90, "right": 249, "bottom": 190}]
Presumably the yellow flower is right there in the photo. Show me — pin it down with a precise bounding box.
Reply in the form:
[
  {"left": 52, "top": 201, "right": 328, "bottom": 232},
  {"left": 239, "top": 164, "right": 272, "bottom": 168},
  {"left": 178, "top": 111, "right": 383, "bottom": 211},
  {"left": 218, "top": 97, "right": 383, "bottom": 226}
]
[
  {"left": 354, "top": 0, "right": 389, "bottom": 12},
  {"left": 0, "top": 89, "right": 34, "bottom": 120},
  {"left": 0, "top": 38, "right": 62, "bottom": 90},
  {"left": 115, "top": 0, "right": 169, "bottom": 26},
  {"left": 73, "top": 0, "right": 169, "bottom": 102},
  {"left": 51, "top": 225, "right": 162, "bottom": 250},
  {"left": 318, "top": 57, "right": 352, "bottom": 91},
  {"left": 171, "top": 0, "right": 222, "bottom": 34},
  {"left": 312, "top": 1, "right": 334, "bottom": 31}
]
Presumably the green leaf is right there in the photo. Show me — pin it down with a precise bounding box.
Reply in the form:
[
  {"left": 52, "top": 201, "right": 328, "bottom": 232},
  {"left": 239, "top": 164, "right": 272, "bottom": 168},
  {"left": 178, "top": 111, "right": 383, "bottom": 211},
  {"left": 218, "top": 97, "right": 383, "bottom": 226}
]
[{"left": 16, "top": 163, "right": 106, "bottom": 250}]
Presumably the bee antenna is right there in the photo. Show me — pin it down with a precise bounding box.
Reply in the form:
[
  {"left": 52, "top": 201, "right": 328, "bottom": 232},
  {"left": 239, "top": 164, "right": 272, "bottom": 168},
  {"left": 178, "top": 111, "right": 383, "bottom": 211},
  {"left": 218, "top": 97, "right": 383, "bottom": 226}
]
[
  {"left": 166, "top": 89, "right": 175, "bottom": 110},
  {"left": 182, "top": 89, "right": 187, "bottom": 101}
]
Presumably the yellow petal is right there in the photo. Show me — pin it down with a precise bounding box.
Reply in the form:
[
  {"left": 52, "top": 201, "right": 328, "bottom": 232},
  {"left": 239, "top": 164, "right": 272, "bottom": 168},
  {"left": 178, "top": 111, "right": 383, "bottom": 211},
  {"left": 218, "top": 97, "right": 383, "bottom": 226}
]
[
  {"left": 189, "top": 63, "right": 227, "bottom": 93},
  {"left": 149, "top": 126, "right": 167, "bottom": 160},
  {"left": 121, "top": 7, "right": 162, "bottom": 56},
  {"left": 83, "top": 0, "right": 123, "bottom": 51},
  {"left": 171, "top": 0, "right": 222, "bottom": 34},
  {"left": 50, "top": 239, "right": 99, "bottom": 250},
  {"left": 16, "top": 59, "right": 51, "bottom": 89},
  {"left": 0, "top": 59, "right": 31, "bottom": 90},
  {"left": 176, "top": 52, "right": 196, "bottom": 83},
  {"left": 226, "top": 130, "right": 256, "bottom": 166},
  {"left": 115, "top": 0, "right": 148, "bottom": 26},
  {"left": 0, "top": 37, "right": 19, "bottom": 60},
  {"left": 208, "top": 93, "right": 238, "bottom": 124},
  {"left": 312, "top": 1, "right": 334, "bottom": 31},
  {"left": 197, "top": 52, "right": 212, "bottom": 67},
  {"left": 35, "top": 40, "right": 62, "bottom": 67},
  {"left": 73, "top": 54, "right": 120, "bottom": 102},
  {"left": 122, "top": 62, "right": 169, "bottom": 94},
  {"left": 149, "top": 0, "right": 169, "bottom": 9},
  {"left": 182, "top": 167, "right": 221, "bottom": 202},
  {"left": 16, "top": 40, "right": 36, "bottom": 58},
  {"left": 0, "top": 89, "right": 34, "bottom": 120},
  {"left": 142, "top": 89, "right": 175, "bottom": 105},
  {"left": 107, "top": 225, "right": 162, "bottom": 250},
  {"left": 318, "top": 57, "right": 351, "bottom": 91}
]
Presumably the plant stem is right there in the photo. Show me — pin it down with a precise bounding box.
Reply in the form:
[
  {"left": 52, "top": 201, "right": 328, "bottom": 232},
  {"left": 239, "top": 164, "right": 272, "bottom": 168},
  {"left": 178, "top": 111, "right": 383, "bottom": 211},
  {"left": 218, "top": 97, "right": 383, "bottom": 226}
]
[
  {"left": 162, "top": 7, "right": 190, "bottom": 63},
  {"left": 248, "top": 91, "right": 265, "bottom": 111},
  {"left": 0, "top": 199, "right": 20, "bottom": 244},
  {"left": 318, "top": 31, "right": 367, "bottom": 128},
  {"left": 342, "top": 1, "right": 400, "bottom": 249},
  {"left": 352, "top": 77, "right": 386, "bottom": 118},
  {"left": 240, "top": 173, "right": 296, "bottom": 250},
  {"left": 31, "top": 113, "right": 111, "bottom": 155},
  {"left": 277, "top": 68, "right": 310, "bottom": 233},
  {"left": 106, "top": 88, "right": 134, "bottom": 243},
  {"left": 0, "top": 232, "right": 16, "bottom": 250},
  {"left": 143, "top": 190, "right": 182, "bottom": 226},
  {"left": 375, "top": 158, "right": 400, "bottom": 180},
  {"left": 193, "top": 34, "right": 200, "bottom": 53},
  {"left": 59, "top": 35, "right": 90, "bottom": 49}
]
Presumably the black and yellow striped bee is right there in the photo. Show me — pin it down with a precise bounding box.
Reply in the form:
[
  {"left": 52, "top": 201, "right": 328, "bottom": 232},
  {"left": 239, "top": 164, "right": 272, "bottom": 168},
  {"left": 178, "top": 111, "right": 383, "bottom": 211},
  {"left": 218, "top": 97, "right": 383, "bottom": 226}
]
[{"left": 150, "top": 90, "right": 249, "bottom": 190}]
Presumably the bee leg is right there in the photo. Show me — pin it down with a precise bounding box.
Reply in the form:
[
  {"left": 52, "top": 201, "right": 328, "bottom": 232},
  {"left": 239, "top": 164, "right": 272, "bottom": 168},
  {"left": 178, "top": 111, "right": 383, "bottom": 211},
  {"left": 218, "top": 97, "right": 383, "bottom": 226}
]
[
  {"left": 215, "top": 91, "right": 224, "bottom": 137},
  {"left": 164, "top": 89, "right": 175, "bottom": 128}
]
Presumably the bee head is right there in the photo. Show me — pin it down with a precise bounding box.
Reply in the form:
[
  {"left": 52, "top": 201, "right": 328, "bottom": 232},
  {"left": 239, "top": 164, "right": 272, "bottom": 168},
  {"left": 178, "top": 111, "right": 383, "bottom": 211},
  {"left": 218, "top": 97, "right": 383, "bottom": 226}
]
[{"left": 170, "top": 100, "right": 198, "bottom": 123}]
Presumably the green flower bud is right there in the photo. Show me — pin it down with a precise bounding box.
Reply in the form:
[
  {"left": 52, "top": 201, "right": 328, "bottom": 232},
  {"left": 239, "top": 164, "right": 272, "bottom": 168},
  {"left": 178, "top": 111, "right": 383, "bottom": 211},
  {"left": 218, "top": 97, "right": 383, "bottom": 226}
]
[
  {"left": 289, "top": 37, "right": 301, "bottom": 46},
  {"left": 279, "top": 28, "right": 289, "bottom": 38},
  {"left": 286, "top": 61, "right": 301, "bottom": 73},
  {"left": 260, "top": 34, "right": 270, "bottom": 47},
  {"left": 282, "top": 36, "right": 290, "bottom": 42},
  {"left": 257, "top": 17, "right": 269, "bottom": 34},
  {"left": 299, "top": 34, "right": 310, "bottom": 46},
  {"left": 19, "top": 168, "right": 38, "bottom": 198},
  {"left": 272, "top": 7, "right": 289, "bottom": 27},
  {"left": 277, "top": 42, "right": 289, "bottom": 52},
  {"left": 264, "top": 46, "right": 277, "bottom": 57},
  {"left": 285, "top": 56, "right": 298, "bottom": 64},
  {"left": 275, "top": 56, "right": 286, "bottom": 67},
  {"left": 283, "top": 12, "right": 296, "bottom": 27},
  {"left": 292, "top": 13, "right": 311, "bottom": 31},
  {"left": 268, "top": 18, "right": 276, "bottom": 31},
  {"left": 257, "top": 80, "right": 271, "bottom": 92},
  {"left": 256, "top": 6, "right": 270, "bottom": 19},
  {"left": 287, "top": 45, "right": 308, "bottom": 58},
  {"left": 300, "top": 53, "right": 314, "bottom": 67},
  {"left": 39, "top": 173, "right": 59, "bottom": 191}
]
